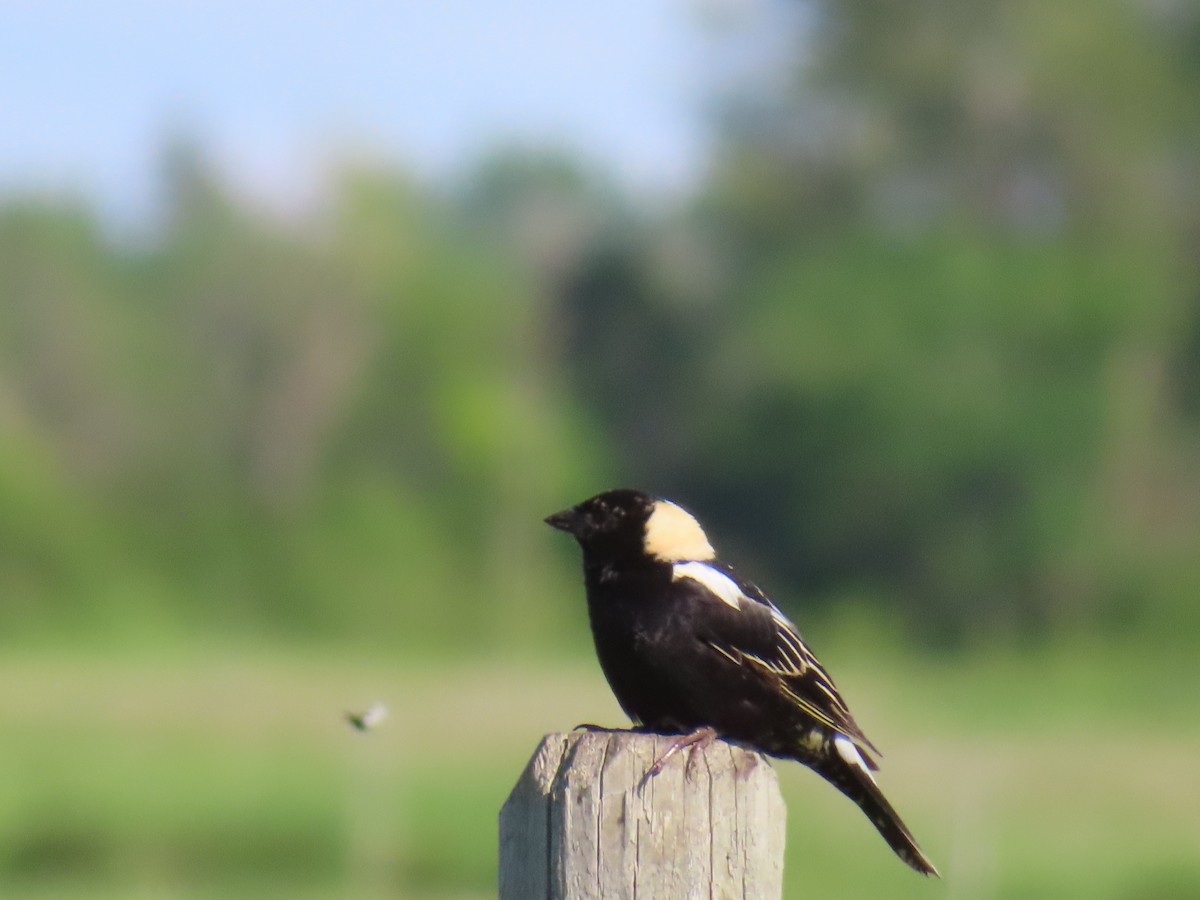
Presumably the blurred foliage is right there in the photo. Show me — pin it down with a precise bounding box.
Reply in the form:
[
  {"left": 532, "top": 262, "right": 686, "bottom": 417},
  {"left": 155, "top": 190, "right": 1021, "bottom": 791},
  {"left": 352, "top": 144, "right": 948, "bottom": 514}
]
[
  {"left": 0, "top": 148, "right": 607, "bottom": 652},
  {"left": 2, "top": 0, "right": 1200, "bottom": 655},
  {"left": 4, "top": 3, "right": 1200, "bottom": 898},
  {"left": 555, "top": 0, "right": 1200, "bottom": 647}
]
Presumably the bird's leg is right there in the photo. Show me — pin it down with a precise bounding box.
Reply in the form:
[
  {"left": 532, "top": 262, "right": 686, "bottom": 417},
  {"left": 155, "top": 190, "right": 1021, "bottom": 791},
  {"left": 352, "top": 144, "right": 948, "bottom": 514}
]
[{"left": 639, "top": 727, "right": 718, "bottom": 789}]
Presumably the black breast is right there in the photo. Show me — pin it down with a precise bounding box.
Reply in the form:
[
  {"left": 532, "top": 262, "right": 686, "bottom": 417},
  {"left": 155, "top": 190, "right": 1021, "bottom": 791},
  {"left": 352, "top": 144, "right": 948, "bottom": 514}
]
[{"left": 584, "top": 562, "right": 686, "bottom": 728}]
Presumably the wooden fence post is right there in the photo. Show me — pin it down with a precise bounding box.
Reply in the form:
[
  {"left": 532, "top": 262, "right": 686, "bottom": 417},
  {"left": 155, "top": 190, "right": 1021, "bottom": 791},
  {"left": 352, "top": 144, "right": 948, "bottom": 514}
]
[{"left": 499, "top": 731, "right": 786, "bottom": 899}]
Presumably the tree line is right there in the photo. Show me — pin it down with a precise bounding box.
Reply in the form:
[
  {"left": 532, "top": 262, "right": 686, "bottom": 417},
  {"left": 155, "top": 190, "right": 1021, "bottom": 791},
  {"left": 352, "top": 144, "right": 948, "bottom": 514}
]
[{"left": 2, "top": 1, "right": 1198, "bottom": 650}]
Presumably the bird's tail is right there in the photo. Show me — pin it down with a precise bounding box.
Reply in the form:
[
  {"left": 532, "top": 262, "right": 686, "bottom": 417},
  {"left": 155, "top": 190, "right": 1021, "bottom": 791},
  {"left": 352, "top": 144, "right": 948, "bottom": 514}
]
[{"left": 809, "top": 738, "right": 940, "bottom": 877}]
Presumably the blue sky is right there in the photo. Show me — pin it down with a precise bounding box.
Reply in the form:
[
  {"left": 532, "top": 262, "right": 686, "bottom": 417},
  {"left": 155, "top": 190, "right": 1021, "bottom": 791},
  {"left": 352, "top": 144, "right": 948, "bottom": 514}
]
[{"left": 0, "top": 1, "right": 723, "bottom": 223}]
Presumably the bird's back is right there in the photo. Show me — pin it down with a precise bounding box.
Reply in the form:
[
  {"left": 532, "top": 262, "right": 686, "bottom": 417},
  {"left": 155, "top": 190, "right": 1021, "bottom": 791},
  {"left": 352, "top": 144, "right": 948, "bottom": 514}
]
[{"left": 584, "top": 561, "right": 809, "bottom": 746}]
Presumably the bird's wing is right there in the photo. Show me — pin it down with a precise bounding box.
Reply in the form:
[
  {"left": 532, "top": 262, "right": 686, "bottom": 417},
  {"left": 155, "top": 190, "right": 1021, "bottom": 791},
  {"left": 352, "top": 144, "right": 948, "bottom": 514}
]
[{"left": 674, "top": 561, "right": 881, "bottom": 759}]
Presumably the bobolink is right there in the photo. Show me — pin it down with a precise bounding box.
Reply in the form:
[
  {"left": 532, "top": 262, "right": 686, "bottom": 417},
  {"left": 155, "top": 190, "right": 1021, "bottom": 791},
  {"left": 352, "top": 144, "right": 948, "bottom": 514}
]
[{"left": 546, "top": 488, "right": 938, "bottom": 877}]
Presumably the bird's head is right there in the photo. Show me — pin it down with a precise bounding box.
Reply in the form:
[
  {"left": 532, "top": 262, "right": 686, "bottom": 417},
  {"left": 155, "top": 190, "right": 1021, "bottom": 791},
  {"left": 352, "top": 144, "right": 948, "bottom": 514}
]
[{"left": 545, "top": 489, "right": 715, "bottom": 564}]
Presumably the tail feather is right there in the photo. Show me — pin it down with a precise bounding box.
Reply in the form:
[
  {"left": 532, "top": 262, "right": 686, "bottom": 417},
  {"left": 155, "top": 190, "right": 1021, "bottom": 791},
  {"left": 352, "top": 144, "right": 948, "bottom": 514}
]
[{"left": 810, "top": 739, "right": 940, "bottom": 877}]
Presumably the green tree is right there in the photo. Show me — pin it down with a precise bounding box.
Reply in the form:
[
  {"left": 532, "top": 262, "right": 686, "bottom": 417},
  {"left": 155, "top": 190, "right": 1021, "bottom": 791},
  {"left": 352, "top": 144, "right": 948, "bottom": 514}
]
[
  {"left": 551, "top": 0, "right": 1200, "bottom": 646},
  {"left": 0, "top": 149, "right": 606, "bottom": 651}
]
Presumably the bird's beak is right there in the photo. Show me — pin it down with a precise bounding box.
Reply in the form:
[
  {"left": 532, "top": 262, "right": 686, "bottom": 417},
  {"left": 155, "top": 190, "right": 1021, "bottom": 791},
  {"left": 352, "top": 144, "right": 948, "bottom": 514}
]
[{"left": 544, "top": 508, "right": 578, "bottom": 533}]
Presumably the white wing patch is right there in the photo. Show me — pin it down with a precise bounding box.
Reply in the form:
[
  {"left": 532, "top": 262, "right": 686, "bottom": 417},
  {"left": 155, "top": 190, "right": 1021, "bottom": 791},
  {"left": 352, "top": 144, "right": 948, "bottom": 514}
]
[{"left": 672, "top": 561, "right": 746, "bottom": 610}]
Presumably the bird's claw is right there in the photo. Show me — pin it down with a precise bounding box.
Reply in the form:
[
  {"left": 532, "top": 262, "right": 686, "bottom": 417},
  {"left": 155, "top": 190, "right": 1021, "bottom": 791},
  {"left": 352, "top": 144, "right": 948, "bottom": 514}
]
[{"left": 637, "top": 727, "right": 718, "bottom": 792}]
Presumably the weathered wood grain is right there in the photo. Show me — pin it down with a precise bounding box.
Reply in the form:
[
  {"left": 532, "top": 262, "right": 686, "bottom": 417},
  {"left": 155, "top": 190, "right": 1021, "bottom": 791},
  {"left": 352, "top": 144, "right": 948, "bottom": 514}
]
[{"left": 499, "top": 731, "right": 786, "bottom": 899}]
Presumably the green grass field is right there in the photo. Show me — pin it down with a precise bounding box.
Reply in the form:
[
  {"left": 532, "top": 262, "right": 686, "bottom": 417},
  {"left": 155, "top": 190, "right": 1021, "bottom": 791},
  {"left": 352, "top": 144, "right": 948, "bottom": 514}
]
[{"left": 0, "top": 640, "right": 1196, "bottom": 899}]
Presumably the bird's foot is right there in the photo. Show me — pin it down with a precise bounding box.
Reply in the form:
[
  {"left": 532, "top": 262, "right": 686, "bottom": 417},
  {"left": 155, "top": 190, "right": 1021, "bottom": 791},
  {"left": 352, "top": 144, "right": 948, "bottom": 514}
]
[
  {"left": 572, "top": 722, "right": 616, "bottom": 732},
  {"left": 638, "top": 727, "right": 718, "bottom": 791}
]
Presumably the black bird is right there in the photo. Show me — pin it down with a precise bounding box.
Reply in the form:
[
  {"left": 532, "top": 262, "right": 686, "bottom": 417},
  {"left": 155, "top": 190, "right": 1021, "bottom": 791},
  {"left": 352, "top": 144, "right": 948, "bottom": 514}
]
[{"left": 546, "top": 488, "right": 939, "bottom": 877}]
